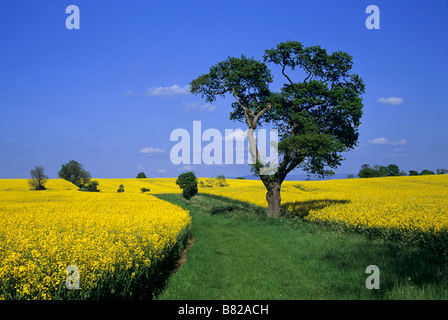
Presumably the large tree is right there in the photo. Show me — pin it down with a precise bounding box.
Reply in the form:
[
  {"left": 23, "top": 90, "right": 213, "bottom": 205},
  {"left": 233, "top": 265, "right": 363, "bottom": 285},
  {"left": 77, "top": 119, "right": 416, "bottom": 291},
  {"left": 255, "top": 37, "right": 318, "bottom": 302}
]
[
  {"left": 190, "top": 41, "right": 365, "bottom": 218},
  {"left": 58, "top": 160, "right": 91, "bottom": 187}
]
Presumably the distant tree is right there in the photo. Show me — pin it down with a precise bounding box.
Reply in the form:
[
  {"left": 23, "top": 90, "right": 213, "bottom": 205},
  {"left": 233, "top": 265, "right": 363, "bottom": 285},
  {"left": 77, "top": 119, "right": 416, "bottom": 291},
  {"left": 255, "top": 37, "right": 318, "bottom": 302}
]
[
  {"left": 176, "top": 171, "right": 198, "bottom": 200},
  {"left": 80, "top": 170, "right": 92, "bottom": 187},
  {"left": 84, "top": 180, "right": 99, "bottom": 192},
  {"left": 358, "top": 164, "right": 374, "bottom": 178},
  {"left": 29, "top": 166, "right": 48, "bottom": 190},
  {"left": 420, "top": 169, "right": 435, "bottom": 175},
  {"left": 215, "top": 175, "right": 227, "bottom": 187},
  {"left": 386, "top": 164, "right": 400, "bottom": 176},
  {"left": 358, "top": 164, "right": 402, "bottom": 178},
  {"left": 140, "top": 187, "right": 150, "bottom": 193},
  {"left": 360, "top": 164, "right": 386, "bottom": 177},
  {"left": 436, "top": 168, "right": 448, "bottom": 174},
  {"left": 136, "top": 172, "right": 147, "bottom": 178},
  {"left": 236, "top": 177, "right": 246, "bottom": 179},
  {"left": 58, "top": 160, "right": 91, "bottom": 187},
  {"left": 399, "top": 170, "right": 407, "bottom": 176},
  {"left": 377, "top": 166, "right": 388, "bottom": 177},
  {"left": 198, "top": 176, "right": 228, "bottom": 187},
  {"left": 409, "top": 170, "right": 419, "bottom": 176},
  {"left": 205, "top": 178, "right": 216, "bottom": 187},
  {"left": 347, "top": 174, "right": 355, "bottom": 179},
  {"left": 117, "top": 184, "right": 125, "bottom": 193}
]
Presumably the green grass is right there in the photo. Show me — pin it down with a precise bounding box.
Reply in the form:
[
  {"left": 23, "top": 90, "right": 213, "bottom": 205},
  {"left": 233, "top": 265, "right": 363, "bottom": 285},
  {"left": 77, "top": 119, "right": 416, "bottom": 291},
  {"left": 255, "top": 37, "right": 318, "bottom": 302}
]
[{"left": 154, "top": 193, "right": 448, "bottom": 300}]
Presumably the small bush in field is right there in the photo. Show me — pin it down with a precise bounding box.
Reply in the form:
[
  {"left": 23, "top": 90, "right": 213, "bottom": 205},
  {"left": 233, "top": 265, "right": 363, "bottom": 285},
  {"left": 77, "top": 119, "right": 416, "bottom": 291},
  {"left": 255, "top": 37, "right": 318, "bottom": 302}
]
[{"left": 176, "top": 172, "right": 198, "bottom": 200}]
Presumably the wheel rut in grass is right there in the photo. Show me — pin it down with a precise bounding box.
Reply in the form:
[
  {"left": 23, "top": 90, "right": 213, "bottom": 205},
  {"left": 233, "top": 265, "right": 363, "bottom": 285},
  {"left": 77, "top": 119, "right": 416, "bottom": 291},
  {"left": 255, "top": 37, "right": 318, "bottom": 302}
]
[{"left": 175, "top": 235, "right": 195, "bottom": 272}]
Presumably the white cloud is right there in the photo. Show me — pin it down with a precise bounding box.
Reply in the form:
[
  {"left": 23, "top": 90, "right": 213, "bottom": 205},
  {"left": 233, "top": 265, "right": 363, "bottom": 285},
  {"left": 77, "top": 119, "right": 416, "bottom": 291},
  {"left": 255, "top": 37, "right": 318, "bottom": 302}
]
[
  {"left": 391, "top": 139, "right": 407, "bottom": 146},
  {"left": 377, "top": 97, "right": 403, "bottom": 105},
  {"left": 368, "top": 137, "right": 407, "bottom": 146},
  {"left": 182, "top": 102, "right": 216, "bottom": 113},
  {"left": 369, "top": 137, "right": 389, "bottom": 145},
  {"left": 199, "top": 103, "right": 216, "bottom": 112},
  {"left": 124, "top": 90, "right": 137, "bottom": 96},
  {"left": 223, "top": 129, "right": 247, "bottom": 141},
  {"left": 157, "top": 169, "right": 167, "bottom": 173},
  {"left": 180, "top": 165, "right": 193, "bottom": 171},
  {"left": 140, "top": 147, "right": 166, "bottom": 154},
  {"left": 144, "top": 84, "right": 190, "bottom": 97}
]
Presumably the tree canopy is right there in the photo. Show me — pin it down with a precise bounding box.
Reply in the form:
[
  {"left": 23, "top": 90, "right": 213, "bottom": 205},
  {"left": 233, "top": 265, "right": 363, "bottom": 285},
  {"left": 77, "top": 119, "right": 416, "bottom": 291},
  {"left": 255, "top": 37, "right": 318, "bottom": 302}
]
[
  {"left": 176, "top": 171, "right": 198, "bottom": 200},
  {"left": 136, "top": 172, "right": 147, "bottom": 178},
  {"left": 358, "top": 164, "right": 403, "bottom": 178},
  {"left": 58, "top": 160, "right": 91, "bottom": 187},
  {"left": 190, "top": 41, "right": 365, "bottom": 217}
]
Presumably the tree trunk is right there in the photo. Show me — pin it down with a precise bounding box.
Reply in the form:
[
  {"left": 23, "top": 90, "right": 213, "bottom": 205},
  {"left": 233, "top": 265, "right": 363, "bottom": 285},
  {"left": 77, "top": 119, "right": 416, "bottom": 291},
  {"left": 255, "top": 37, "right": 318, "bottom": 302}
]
[{"left": 265, "top": 180, "right": 282, "bottom": 218}]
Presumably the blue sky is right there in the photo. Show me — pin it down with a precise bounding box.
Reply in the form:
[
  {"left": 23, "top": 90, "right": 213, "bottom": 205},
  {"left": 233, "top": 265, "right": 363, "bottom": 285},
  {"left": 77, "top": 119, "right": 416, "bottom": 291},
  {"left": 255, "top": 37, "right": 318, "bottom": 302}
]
[{"left": 1, "top": 0, "right": 447, "bottom": 179}]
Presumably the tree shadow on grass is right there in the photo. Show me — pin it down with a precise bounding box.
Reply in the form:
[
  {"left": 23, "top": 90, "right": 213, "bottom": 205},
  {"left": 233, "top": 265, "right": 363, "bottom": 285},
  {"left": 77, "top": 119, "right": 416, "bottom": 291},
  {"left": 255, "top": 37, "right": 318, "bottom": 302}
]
[
  {"left": 281, "top": 199, "right": 448, "bottom": 299},
  {"left": 317, "top": 239, "right": 448, "bottom": 300},
  {"left": 281, "top": 199, "right": 351, "bottom": 218},
  {"left": 155, "top": 194, "right": 448, "bottom": 299}
]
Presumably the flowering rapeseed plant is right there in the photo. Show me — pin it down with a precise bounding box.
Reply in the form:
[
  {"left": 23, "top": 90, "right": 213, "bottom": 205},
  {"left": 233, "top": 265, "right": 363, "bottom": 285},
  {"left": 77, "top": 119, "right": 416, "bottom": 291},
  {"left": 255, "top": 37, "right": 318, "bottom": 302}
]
[
  {"left": 198, "top": 175, "right": 448, "bottom": 234},
  {"left": 0, "top": 179, "right": 190, "bottom": 299}
]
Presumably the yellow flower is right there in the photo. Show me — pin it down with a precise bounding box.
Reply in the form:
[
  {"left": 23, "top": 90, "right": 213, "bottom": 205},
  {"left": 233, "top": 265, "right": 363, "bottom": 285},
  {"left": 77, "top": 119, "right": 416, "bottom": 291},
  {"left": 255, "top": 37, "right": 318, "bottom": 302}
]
[
  {"left": 198, "top": 175, "right": 448, "bottom": 233},
  {"left": 0, "top": 179, "right": 191, "bottom": 300}
]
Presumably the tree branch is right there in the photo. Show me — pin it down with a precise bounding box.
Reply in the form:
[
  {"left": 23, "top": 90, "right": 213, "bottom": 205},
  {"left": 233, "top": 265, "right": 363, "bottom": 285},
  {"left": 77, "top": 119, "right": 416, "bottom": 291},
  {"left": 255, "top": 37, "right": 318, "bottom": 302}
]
[
  {"left": 277, "top": 145, "right": 293, "bottom": 177},
  {"left": 252, "top": 103, "right": 272, "bottom": 127},
  {"left": 284, "top": 156, "right": 302, "bottom": 176},
  {"left": 281, "top": 65, "right": 294, "bottom": 86},
  {"left": 213, "top": 89, "right": 229, "bottom": 95},
  {"left": 304, "top": 72, "right": 313, "bottom": 83},
  {"left": 232, "top": 87, "right": 255, "bottom": 129}
]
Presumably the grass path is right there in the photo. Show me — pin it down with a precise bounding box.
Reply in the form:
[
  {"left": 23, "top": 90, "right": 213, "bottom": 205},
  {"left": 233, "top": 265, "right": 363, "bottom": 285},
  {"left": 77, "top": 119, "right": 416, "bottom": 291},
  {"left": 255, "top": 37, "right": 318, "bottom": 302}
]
[{"left": 155, "top": 194, "right": 447, "bottom": 300}]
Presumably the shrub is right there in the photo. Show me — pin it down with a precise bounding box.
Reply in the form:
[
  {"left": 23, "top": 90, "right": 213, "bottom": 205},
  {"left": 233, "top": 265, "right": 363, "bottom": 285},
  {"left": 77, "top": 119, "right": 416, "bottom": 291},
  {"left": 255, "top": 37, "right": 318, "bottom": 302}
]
[
  {"left": 84, "top": 181, "right": 99, "bottom": 192},
  {"left": 117, "top": 184, "right": 125, "bottom": 193},
  {"left": 204, "top": 178, "right": 215, "bottom": 187},
  {"left": 176, "top": 172, "right": 198, "bottom": 200},
  {"left": 140, "top": 188, "right": 150, "bottom": 193},
  {"left": 215, "top": 175, "right": 227, "bottom": 187},
  {"left": 199, "top": 176, "right": 227, "bottom": 188}
]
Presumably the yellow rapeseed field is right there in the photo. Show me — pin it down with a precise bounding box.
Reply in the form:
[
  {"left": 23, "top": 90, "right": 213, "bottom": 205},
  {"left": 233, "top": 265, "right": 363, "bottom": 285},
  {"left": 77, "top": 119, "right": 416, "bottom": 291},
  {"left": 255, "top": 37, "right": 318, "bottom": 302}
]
[
  {"left": 93, "top": 178, "right": 181, "bottom": 194},
  {"left": 0, "top": 179, "right": 190, "bottom": 300},
  {"left": 1, "top": 175, "right": 447, "bottom": 299},
  {"left": 198, "top": 175, "right": 448, "bottom": 234}
]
